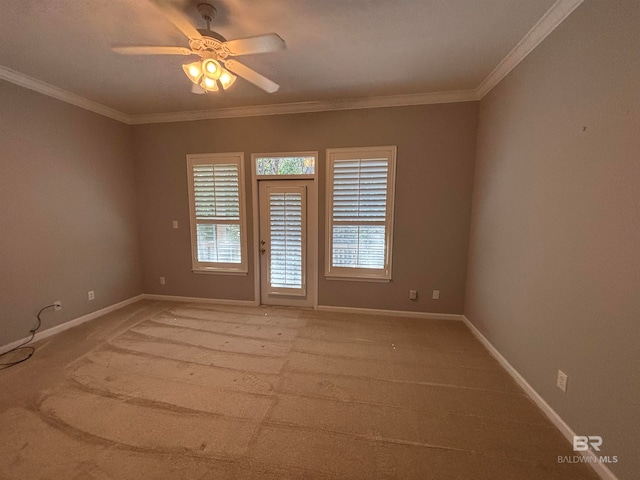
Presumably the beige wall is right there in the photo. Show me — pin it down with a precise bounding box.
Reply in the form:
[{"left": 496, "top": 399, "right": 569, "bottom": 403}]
[
  {"left": 0, "top": 81, "right": 142, "bottom": 346},
  {"left": 465, "top": 1, "right": 639, "bottom": 477},
  {"left": 133, "top": 102, "right": 478, "bottom": 313}
]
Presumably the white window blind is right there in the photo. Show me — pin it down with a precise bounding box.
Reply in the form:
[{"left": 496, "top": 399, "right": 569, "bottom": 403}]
[
  {"left": 326, "top": 147, "right": 396, "bottom": 281},
  {"left": 187, "top": 153, "right": 247, "bottom": 274},
  {"left": 332, "top": 158, "right": 388, "bottom": 269},
  {"left": 269, "top": 191, "right": 304, "bottom": 291}
]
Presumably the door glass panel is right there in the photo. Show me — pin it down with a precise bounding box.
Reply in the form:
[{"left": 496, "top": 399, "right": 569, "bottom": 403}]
[{"left": 269, "top": 191, "right": 303, "bottom": 289}]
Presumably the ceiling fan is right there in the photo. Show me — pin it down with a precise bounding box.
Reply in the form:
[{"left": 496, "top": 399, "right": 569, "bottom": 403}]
[{"left": 112, "top": 1, "right": 285, "bottom": 94}]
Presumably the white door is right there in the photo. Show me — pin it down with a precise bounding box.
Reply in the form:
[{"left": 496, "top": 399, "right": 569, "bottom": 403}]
[{"left": 258, "top": 180, "right": 316, "bottom": 307}]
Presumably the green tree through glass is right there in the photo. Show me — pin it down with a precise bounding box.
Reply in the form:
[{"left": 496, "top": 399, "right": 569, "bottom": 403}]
[{"left": 256, "top": 156, "right": 315, "bottom": 175}]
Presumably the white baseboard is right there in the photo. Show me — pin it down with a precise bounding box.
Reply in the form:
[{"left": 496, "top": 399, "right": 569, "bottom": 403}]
[
  {"left": 462, "top": 315, "right": 619, "bottom": 480},
  {"left": 143, "top": 293, "right": 259, "bottom": 307},
  {"left": 317, "top": 305, "right": 463, "bottom": 321},
  {"left": 0, "top": 294, "right": 145, "bottom": 356}
]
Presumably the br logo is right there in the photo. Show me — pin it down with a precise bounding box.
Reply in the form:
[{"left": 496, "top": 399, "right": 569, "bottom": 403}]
[{"left": 573, "top": 436, "right": 603, "bottom": 452}]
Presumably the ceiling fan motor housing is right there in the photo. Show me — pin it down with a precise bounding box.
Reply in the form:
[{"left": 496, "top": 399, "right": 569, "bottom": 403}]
[
  {"left": 194, "top": 2, "right": 228, "bottom": 52},
  {"left": 191, "top": 34, "right": 229, "bottom": 59}
]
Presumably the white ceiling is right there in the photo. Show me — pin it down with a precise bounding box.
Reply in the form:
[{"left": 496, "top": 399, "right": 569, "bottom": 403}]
[{"left": 0, "top": 0, "right": 558, "bottom": 117}]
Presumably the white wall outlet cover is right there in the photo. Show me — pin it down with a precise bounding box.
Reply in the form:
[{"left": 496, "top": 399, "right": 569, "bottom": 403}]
[
  {"left": 432, "top": 290, "right": 440, "bottom": 299},
  {"left": 557, "top": 370, "right": 568, "bottom": 392},
  {"left": 409, "top": 290, "right": 417, "bottom": 300},
  {"left": 88, "top": 291, "right": 95, "bottom": 301},
  {"left": 160, "top": 277, "right": 166, "bottom": 285},
  {"left": 172, "top": 221, "right": 179, "bottom": 229},
  {"left": 53, "top": 301, "right": 62, "bottom": 311}
]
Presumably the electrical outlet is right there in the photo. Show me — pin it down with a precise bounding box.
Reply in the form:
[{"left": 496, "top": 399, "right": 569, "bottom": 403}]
[
  {"left": 160, "top": 276, "right": 166, "bottom": 285},
  {"left": 172, "top": 220, "right": 179, "bottom": 229},
  {"left": 88, "top": 291, "right": 95, "bottom": 301},
  {"left": 557, "top": 370, "right": 568, "bottom": 392},
  {"left": 432, "top": 290, "right": 440, "bottom": 300},
  {"left": 53, "top": 301, "right": 62, "bottom": 311},
  {"left": 409, "top": 290, "right": 417, "bottom": 300}
]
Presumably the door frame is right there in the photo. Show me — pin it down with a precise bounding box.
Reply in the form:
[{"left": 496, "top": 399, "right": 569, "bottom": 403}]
[{"left": 251, "top": 152, "right": 319, "bottom": 308}]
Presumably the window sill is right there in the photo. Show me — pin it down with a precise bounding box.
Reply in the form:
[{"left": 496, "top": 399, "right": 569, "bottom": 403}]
[
  {"left": 192, "top": 269, "right": 248, "bottom": 276},
  {"left": 324, "top": 275, "right": 391, "bottom": 283}
]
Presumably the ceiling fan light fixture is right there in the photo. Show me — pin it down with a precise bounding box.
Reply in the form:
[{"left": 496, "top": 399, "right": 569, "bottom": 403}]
[
  {"left": 182, "top": 61, "right": 203, "bottom": 84},
  {"left": 219, "top": 70, "right": 236, "bottom": 90},
  {"left": 201, "top": 58, "right": 222, "bottom": 80},
  {"left": 202, "top": 76, "right": 219, "bottom": 92}
]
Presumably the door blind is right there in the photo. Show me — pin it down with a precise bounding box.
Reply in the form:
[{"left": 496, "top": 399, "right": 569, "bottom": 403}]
[
  {"left": 269, "top": 192, "right": 303, "bottom": 289},
  {"left": 331, "top": 158, "right": 388, "bottom": 268}
]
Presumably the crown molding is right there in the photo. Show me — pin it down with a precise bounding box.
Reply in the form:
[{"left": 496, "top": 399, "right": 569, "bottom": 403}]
[
  {"left": 0, "top": 65, "right": 130, "bottom": 124},
  {"left": 1, "top": 0, "right": 583, "bottom": 125},
  {"left": 128, "top": 89, "right": 480, "bottom": 124},
  {"left": 476, "top": 0, "right": 584, "bottom": 98}
]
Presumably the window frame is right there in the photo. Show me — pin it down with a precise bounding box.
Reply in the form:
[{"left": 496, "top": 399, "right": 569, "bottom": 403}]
[
  {"left": 324, "top": 146, "right": 397, "bottom": 282},
  {"left": 186, "top": 152, "right": 248, "bottom": 275}
]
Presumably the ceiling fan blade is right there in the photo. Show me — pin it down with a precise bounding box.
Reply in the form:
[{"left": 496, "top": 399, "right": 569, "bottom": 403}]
[
  {"left": 224, "top": 59, "right": 280, "bottom": 93},
  {"left": 149, "top": 0, "right": 202, "bottom": 39},
  {"left": 223, "top": 34, "right": 286, "bottom": 56},
  {"left": 112, "top": 46, "right": 194, "bottom": 56}
]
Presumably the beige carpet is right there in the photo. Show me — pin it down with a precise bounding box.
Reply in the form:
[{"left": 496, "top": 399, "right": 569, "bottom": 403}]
[{"left": 0, "top": 300, "right": 598, "bottom": 479}]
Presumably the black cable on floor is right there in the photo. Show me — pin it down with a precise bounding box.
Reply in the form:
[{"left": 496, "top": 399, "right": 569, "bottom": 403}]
[{"left": 0, "top": 304, "right": 55, "bottom": 370}]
